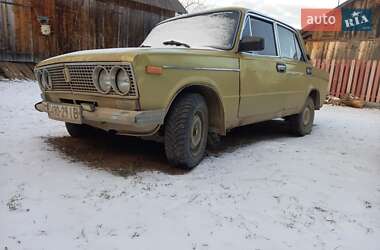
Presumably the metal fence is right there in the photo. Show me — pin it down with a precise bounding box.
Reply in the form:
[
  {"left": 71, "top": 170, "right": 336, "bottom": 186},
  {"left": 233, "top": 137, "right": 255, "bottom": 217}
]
[{"left": 313, "top": 59, "right": 380, "bottom": 103}]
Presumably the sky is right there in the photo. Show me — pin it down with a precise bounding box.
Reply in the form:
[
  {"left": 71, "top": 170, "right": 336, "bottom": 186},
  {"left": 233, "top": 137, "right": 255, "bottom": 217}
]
[{"left": 191, "top": 0, "right": 350, "bottom": 28}]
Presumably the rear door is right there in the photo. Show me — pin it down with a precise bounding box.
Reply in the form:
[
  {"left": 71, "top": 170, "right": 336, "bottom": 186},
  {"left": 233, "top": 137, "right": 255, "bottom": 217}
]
[
  {"left": 238, "top": 15, "right": 288, "bottom": 122},
  {"left": 276, "top": 25, "right": 309, "bottom": 113}
]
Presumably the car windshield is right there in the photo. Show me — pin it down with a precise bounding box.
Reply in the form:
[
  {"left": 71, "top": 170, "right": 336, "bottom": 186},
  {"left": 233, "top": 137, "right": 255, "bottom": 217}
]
[{"left": 141, "top": 11, "right": 240, "bottom": 50}]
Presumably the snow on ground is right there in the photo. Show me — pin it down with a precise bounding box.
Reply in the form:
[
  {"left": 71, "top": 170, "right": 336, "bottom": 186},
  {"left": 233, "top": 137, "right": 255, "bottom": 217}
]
[{"left": 0, "top": 80, "right": 379, "bottom": 250}]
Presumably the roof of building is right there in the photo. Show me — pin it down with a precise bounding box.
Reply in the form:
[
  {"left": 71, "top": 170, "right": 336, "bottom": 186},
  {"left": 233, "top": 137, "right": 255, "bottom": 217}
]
[{"left": 133, "top": 0, "right": 187, "bottom": 14}]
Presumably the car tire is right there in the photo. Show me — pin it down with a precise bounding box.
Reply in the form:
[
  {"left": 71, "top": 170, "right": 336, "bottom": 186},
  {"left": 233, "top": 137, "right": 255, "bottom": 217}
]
[
  {"left": 207, "top": 132, "right": 222, "bottom": 150},
  {"left": 288, "top": 97, "right": 315, "bottom": 136},
  {"left": 164, "top": 93, "right": 208, "bottom": 169},
  {"left": 65, "top": 123, "right": 95, "bottom": 138}
]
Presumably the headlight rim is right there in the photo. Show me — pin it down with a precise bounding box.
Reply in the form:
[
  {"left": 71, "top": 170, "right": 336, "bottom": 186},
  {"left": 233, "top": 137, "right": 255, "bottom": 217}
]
[
  {"left": 92, "top": 66, "right": 112, "bottom": 94},
  {"left": 41, "top": 69, "right": 52, "bottom": 90},
  {"left": 35, "top": 70, "right": 44, "bottom": 90},
  {"left": 110, "top": 66, "right": 131, "bottom": 96}
]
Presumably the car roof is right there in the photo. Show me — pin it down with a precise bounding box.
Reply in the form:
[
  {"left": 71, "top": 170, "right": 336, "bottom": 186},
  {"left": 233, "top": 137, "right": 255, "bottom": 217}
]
[{"left": 159, "top": 7, "right": 298, "bottom": 33}]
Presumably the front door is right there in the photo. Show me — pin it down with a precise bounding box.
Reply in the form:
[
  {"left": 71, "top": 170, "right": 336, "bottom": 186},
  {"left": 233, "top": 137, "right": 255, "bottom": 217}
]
[{"left": 238, "top": 16, "right": 288, "bottom": 122}]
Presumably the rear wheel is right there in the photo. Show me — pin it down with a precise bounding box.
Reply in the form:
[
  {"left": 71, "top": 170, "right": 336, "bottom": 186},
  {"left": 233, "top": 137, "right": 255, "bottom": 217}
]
[
  {"left": 288, "top": 97, "right": 315, "bottom": 136},
  {"left": 164, "top": 93, "right": 208, "bottom": 169},
  {"left": 65, "top": 123, "right": 96, "bottom": 138}
]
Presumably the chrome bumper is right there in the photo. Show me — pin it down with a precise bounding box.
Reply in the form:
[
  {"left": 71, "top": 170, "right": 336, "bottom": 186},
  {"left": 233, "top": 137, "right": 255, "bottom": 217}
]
[{"left": 34, "top": 101, "right": 165, "bottom": 126}]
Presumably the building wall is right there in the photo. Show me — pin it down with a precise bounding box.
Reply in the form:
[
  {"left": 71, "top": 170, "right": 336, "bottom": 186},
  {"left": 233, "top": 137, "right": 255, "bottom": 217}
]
[{"left": 0, "top": 0, "right": 174, "bottom": 63}]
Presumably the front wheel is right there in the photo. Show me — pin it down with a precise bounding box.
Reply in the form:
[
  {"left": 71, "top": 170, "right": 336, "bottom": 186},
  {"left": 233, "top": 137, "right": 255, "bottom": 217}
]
[
  {"left": 288, "top": 97, "right": 315, "bottom": 136},
  {"left": 164, "top": 93, "right": 208, "bottom": 169}
]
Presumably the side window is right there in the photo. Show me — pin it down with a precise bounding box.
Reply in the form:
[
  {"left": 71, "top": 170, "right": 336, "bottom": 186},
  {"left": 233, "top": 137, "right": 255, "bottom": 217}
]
[
  {"left": 250, "top": 18, "right": 277, "bottom": 56},
  {"left": 241, "top": 18, "right": 252, "bottom": 39},
  {"left": 294, "top": 36, "right": 305, "bottom": 61},
  {"left": 278, "top": 26, "right": 298, "bottom": 60}
]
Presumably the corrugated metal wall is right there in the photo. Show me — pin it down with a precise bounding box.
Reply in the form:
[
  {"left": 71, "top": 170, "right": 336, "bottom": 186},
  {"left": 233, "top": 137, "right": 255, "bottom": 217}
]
[{"left": 0, "top": 0, "right": 174, "bottom": 63}]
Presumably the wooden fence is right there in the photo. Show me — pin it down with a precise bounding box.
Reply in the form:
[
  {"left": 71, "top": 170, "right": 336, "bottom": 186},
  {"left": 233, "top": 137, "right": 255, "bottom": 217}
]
[{"left": 312, "top": 59, "right": 380, "bottom": 103}]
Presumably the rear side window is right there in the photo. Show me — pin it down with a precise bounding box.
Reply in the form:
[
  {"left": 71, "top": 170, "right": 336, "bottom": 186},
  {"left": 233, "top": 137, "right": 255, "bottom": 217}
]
[
  {"left": 278, "top": 26, "right": 304, "bottom": 61},
  {"left": 250, "top": 18, "right": 277, "bottom": 56}
]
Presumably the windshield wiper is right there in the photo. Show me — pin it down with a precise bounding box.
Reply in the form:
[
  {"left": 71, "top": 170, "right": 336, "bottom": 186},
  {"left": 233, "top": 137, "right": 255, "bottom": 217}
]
[
  {"left": 163, "top": 40, "right": 190, "bottom": 48},
  {"left": 140, "top": 45, "right": 151, "bottom": 48}
]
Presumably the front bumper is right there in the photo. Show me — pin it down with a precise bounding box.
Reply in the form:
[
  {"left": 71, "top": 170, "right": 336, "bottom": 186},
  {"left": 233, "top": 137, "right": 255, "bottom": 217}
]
[{"left": 35, "top": 101, "right": 165, "bottom": 135}]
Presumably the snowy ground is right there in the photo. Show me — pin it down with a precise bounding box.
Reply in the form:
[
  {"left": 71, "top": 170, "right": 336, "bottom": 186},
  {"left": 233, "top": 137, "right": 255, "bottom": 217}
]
[{"left": 1, "top": 80, "right": 379, "bottom": 250}]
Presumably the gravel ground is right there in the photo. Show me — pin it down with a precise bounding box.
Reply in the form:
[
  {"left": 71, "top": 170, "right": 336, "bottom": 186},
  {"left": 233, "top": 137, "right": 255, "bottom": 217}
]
[{"left": 1, "top": 80, "right": 379, "bottom": 250}]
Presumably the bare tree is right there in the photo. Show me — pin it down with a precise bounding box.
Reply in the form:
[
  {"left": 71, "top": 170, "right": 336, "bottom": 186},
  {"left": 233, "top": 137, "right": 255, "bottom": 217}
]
[{"left": 180, "top": 0, "right": 207, "bottom": 12}]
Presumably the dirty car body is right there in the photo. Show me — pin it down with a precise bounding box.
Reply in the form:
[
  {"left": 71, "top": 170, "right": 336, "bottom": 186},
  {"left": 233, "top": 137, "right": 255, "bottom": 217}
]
[{"left": 34, "top": 7, "right": 328, "bottom": 169}]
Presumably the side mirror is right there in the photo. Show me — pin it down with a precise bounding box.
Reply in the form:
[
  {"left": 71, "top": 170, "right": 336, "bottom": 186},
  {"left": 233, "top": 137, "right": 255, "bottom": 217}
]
[{"left": 239, "top": 36, "right": 265, "bottom": 52}]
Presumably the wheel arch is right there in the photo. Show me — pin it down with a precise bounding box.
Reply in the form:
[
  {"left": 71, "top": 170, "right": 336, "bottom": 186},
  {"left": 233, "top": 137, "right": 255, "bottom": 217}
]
[
  {"left": 308, "top": 89, "right": 321, "bottom": 110},
  {"left": 165, "top": 84, "right": 226, "bottom": 135}
]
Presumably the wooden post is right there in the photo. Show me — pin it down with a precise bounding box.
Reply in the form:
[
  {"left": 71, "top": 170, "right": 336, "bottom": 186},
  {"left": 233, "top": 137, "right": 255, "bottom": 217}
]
[
  {"left": 336, "top": 60, "right": 345, "bottom": 97},
  {"left": 341, "top": 60, "right": 350, "bottom": 96},
  {"left": 355, "top": 61, "right": 366, "bottom": 97},
  {"left": 366, "top": 61, "right": 377, "bottom": 102},
  {"left": 346, "top": 60, "right": 356, "bottom": 94},
  {"left": 328, "top": 59, "right": 336, "bottom": 93},
  {"left": 361, "top": 60, "right": 372, "bottom": 100},
  {"left": 331, "top": 60, "right": 341, "bottom": 96},
  {"left": 372, "top": 63, "right": 380, "bottom": 102}
]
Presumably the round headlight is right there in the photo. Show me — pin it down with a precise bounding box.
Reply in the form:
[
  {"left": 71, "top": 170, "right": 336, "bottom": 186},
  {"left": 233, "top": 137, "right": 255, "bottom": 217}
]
[
  {"left": 93, "top": 66, "right": 112, "bottom": 94},
  {"left": 110, "top": 67, "right": 130, "bottom": 95},
  {"left": 41, "top": 70, "right": 52, "bottom": 89}
]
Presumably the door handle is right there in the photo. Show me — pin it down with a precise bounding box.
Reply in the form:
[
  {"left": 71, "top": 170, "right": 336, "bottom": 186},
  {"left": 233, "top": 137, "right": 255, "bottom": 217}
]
[{"left": 276, "top": 63, "right": 287, "bottom": 73}]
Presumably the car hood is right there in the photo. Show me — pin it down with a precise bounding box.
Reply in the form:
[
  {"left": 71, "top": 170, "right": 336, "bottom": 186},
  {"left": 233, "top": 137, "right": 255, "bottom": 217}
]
[{"left": 36, "top": 47, "right": 234, "bottom": 67}]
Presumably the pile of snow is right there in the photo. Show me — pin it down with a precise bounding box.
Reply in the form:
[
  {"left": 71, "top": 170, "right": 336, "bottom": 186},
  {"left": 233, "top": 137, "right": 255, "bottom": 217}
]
[{"left": 0, "top": 80, "right": 379, "bottom": 249}]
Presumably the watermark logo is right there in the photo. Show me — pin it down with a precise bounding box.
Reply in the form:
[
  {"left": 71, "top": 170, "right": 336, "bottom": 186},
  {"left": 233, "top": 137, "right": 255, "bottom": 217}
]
[
  {"left": 302, "top": 8, "right": 372, "bottom": 32},
  {"left": 342, "top": 9, "right": 372, "bottom": 31},
  {"left": 301, "top": 9, "right": 342, "bottom": 31}
]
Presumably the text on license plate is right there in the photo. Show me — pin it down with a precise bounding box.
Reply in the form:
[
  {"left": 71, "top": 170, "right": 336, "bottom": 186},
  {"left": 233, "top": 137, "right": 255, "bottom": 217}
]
[{"left": 47, "top": 103, "right": 82, "bottom": 124}]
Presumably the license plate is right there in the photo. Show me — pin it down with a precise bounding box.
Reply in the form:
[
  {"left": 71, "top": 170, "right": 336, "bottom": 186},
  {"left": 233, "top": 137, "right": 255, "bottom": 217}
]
[{"left": 47, "top": 103, "right": 82, "bottom": 124}]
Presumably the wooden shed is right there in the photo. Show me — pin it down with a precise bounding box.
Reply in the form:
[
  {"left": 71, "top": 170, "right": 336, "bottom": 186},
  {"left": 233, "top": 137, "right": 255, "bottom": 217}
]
[
  {"left": 0, "top": 0, "right": 186, "bottom": 78},
  {"left": 302, "top": 0, "right": 380, "bottom": 103}
]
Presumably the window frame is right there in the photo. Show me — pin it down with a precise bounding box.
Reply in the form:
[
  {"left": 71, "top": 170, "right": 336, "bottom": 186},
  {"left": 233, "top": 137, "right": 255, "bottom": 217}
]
[
  {"left": 276, "top": 23, "right": 306, "bottom": 62},
  {"left": 239, "top": 13, "right": 279, "bottom": 57},
  {"left": 239, "top": 11, "right": 308, "bottom": 62}
]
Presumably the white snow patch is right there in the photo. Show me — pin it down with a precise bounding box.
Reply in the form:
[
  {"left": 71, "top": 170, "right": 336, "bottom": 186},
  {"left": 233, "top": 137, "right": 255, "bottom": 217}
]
[{"left": 0, "top": 80, "right": 379, "bottom": 249}]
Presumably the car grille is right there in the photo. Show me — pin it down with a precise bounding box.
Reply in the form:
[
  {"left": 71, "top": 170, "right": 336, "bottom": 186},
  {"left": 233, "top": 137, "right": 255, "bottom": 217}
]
[{"left": 41, "top": 63, "right": 138, "bottom": 97}]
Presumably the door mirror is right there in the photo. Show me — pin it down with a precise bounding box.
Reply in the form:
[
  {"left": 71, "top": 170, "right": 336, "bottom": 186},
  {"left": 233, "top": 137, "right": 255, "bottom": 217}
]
[{"left": 239, "top": 36, "right": 265, "bottom": 52}]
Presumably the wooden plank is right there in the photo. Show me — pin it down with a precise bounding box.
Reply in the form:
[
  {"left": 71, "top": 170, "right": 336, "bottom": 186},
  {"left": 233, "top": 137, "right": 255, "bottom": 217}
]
[
  {"left": 365, "top": 61, "right": 378, "bottom": 102},
  {"left": 331, "top": 60, "right": 340, "bottom": 96},
  {"left": 326, "top": 60, "right": 331, "bottom": 73},
  {"left": 316, "top": 59, "right": 321, "bottom": 69},
  {"left": 371, "top": 61, "right": 380, "bottom": 102},
  {"left": 377, "top": 79, "right": 380, "bottom": 103},
  {"left": 320, "top": 59, "right": 325, "bottom": 71},
  {"left": 341, "top": 60, "right": 350, "bottom": 96},
  {"left": 351, "top": 60, "right": 361, "bottom": 96},
  {"left": 360, "top": 60, "right": 372, "bottom": 100},
  {"left": 336, "top": 60, "right": 345, "bottom": 97},
  {"left": 346, "top": 60, "right": 356, "bottom": 93},
  {"left": 328, "top": 59, "right": 335, "bottom": 93},
  {"left": 355, "top": 61, "right": 366, "bottom": 97}
]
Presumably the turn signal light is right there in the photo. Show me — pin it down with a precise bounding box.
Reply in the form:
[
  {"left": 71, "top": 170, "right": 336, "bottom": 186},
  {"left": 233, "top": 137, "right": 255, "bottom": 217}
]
[{"left": 146, "top": 66, "right": 163, "bottom": 75}]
